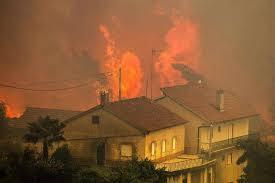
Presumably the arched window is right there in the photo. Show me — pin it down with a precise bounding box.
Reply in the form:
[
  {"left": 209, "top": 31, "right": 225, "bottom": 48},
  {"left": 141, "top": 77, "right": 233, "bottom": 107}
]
[
  {"left": 151, "top": 142, "right": 157, "bottom": 156},
  {"left": 172, "top": 137, "right": 177, "bottom": 150},
  {"left": 161, "top": 140, "right": 166, "bottom": 153}
]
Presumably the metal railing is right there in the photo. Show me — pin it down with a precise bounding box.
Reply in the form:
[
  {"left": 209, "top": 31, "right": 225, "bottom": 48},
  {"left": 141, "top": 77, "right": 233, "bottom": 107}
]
[
  {"left": 199, "top": 134, "right": 256, "bottom": 152},
  {"left": 156, "top": 158, "right": 203, "bottom": 172}
]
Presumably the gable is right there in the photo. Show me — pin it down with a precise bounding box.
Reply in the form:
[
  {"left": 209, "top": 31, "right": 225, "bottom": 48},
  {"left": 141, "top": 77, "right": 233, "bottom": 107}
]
[{"left": 64, "top": 108, "right": 142, "bottom": 140}]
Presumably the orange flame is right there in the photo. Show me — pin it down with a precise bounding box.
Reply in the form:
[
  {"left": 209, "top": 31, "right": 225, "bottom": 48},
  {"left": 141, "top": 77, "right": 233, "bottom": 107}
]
[
  {"left": 99, "top": 24, "right": 143, "bottom": 100},
  {"left": 0, "top": 98, "right": 23, "bottom": 118},
  {"left": 155, "top": 12, "right": 200, "bottom": 87}
]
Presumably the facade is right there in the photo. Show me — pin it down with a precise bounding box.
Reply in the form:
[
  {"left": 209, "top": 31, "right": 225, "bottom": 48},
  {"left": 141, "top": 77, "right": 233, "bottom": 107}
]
[
  {"left": 63, "top": 97, "right": 188, "bottom": 164},
  {"left": 63, "top": 96, "right": 215, "bottom": 182},
  {"left": 155, "top": 83, "right": 260, "bottom": 183}
]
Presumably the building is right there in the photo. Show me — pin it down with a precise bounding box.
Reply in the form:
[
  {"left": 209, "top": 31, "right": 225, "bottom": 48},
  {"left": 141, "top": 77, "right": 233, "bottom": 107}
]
[
  {"left": 155, "top": 83, "right": 260, "bottom": 183},
  {"left": 0, "top": 107, "right": 82, "bottom": 154},
  {"left": 63, "top": 96, "right": 215, "bottom": 182}
]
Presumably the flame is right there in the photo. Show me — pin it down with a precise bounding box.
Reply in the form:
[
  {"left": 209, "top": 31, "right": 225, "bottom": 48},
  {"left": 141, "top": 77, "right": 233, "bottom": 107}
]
[
  {"left": 99, "top": 24, "right": 143, "bottom": 100},
  {"left": 0, "top": 98, "right": 23, "bottom": 118},
  {"left": 155, "top": 12, "right": 200, "bottom": 87}
]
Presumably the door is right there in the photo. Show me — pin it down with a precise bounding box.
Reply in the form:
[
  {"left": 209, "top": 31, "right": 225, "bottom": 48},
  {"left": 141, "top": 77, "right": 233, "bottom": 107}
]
[{"left": 97, "top": 143, "right": 105, "bottom": 165}]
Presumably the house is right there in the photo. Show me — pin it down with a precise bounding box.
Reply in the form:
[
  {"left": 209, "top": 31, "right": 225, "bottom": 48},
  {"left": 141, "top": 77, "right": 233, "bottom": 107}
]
[
  {"left": 63, "top": 95, "right": 216, "bottom": 183},
  {"left": 0, "top": 107, "right": 82, "bottom": 154},
  {"left": 63, "top": 96, "right": 188, "bottom": 164},
  {"left": 155, "top": 83, "right": 260, "bottom": 183}
]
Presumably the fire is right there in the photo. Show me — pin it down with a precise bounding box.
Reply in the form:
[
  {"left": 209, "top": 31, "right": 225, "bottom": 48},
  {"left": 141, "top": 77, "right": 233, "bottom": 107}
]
[
  {"left": 155, "top": 12, "right": 200, "bottom": 87},
  {"left": 0, "top": 98, "right": 23, "bottom": 118},
  {"left": 99, "top": 24, "right": 143, "bottom": 100}
]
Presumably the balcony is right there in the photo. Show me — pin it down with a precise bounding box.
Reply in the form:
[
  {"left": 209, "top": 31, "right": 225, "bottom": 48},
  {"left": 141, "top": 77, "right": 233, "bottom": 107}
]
[
  {"left": 156, "top": 155, "right": 215, "bottom": 172},
  {"left": 199, "top": 134, "right": 256, "bottom": 153}
]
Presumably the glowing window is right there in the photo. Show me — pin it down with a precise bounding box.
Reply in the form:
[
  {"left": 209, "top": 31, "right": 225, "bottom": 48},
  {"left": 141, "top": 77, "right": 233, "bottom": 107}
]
[
  {"left": 120, "top": 144, "right": 133, "bottom": 158},
  {"left": 151, "top": 142, "right": 157, "bottom": 156},
  {"left": 172, "top": 137, "right": 177, "bottom": 150},
  {"left": 161, "top": 140, "right": 166, "bottom": 153}
]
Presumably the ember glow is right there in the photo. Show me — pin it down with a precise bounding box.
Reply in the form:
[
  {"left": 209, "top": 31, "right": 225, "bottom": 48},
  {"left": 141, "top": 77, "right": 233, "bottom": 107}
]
[
  {"left": 99, "top": 24, "right": 143, "bottom": 100},
  {"left": 155, "top": 12, "right": 200, "bottom": 87},
  {"left": 0, "top": 98, "right": 22, "bottom": 118}
]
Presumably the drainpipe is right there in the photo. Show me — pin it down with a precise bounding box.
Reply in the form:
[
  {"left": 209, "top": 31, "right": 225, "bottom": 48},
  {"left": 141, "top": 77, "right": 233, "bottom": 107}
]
[{"left": 209, "top": 123, "right": 213, "bottom": 159}]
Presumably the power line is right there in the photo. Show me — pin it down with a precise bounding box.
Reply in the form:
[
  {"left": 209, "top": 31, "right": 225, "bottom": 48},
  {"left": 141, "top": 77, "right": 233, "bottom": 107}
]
[{"left": 0, "top": 82, "right": 92, "bottom": 92}]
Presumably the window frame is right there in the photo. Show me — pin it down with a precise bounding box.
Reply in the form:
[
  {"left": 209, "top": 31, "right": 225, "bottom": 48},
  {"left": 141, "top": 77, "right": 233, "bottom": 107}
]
[
  {"left": 172, "top": 137, "right": 177, "bottom": 150},
  {"left": 92, "top": 115, "right": 100, "bottom": 124},
  {"left": 120, "top": 143, "right": 133, "bottom": 160},
  {"left": 226, "top": 153, "right": 233, "bottom": 165},
  {"left": 151, "top": 141, "right": 157, "bottom": 156}
]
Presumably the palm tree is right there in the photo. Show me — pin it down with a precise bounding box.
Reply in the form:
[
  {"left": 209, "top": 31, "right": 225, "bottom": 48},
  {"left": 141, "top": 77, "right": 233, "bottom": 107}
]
[{"left": 24, "top": 116, "right": 66, "bottom": 160}]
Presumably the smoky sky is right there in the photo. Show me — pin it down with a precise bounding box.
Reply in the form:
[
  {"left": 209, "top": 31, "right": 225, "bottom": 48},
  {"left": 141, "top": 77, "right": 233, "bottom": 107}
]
[{"left": 0, "top": 0, "right": 274, "bottom": 121}]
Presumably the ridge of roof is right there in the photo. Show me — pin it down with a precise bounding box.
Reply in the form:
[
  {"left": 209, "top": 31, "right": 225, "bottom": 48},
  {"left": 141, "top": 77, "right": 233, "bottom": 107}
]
[{"left": 64, "top": 96, "right": 188, "bottom": 132}]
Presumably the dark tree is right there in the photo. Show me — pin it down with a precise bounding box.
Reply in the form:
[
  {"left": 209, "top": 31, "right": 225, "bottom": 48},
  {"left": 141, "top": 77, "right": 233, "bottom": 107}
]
[
  {"left": 236, "top": 137, "right": 275, "bottom": 183},
  {"left": 24, "top": 116, "right": 66, "bottom": 160}
]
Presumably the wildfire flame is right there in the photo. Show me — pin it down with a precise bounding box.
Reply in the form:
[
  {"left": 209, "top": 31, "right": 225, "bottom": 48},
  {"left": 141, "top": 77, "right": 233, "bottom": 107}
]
[
  {"left": 155, "top": 12, "right": 200, "bottom": 87},
  {"left": 99, "top": 24, "right": 143, "bottom": 100},
  {"left": 0, "top": 98, "right": 23, "bottom": 118}
]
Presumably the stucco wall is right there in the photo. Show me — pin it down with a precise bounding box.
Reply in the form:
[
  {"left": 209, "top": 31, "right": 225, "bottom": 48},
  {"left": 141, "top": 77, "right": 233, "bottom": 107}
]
[
  {"left": 64, "top": 108, "right": 142, "bottom": 140},
  {"left": 145, "top": 124, "right": 185, "bottom": 161},
  {"left": 214, "top": 149, "right": 245, "bottom": 183},
  {"left": 156, "top": 97, "right": 206, "bottom": 154}
]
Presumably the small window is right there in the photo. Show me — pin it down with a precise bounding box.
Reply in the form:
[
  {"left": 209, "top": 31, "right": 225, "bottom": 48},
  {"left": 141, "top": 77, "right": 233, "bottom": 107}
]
[
  {"left": 151, "top": 142, "right": 157, "bottom": 156},
  {"left": 218, "top": 126, "right": 221, "bottom": 132},
  {"left": 161, "top": 140, "right": 166, "bottom": 153},
  {"left": 227, "top": 153, "right": 232, "bottom": 165},
  {"left": 120, "top": 144, "right": 133, "bottom": 159},
  {"left": 172, "top": 137, "right": 177, "bottom": 150},
  {"left": 92, "top": 115, "right": 100, "bottom": 124}
]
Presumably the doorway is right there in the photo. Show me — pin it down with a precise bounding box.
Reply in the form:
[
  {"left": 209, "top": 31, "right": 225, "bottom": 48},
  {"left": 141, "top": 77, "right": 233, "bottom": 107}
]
[{"left": 97, "top": 143, "right": 105, "bottom": 165}]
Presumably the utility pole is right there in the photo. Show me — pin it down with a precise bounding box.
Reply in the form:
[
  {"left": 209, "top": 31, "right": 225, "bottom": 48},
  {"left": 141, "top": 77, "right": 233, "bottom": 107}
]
[
  {"left": 145, "top": 79, "right": 149, "bottom": 98},
  {"left": 151, "top": 49, "right": 163, "bottom": 100},
  {"left": 119, "top": 67, "right": 122, "bottom": 101}
]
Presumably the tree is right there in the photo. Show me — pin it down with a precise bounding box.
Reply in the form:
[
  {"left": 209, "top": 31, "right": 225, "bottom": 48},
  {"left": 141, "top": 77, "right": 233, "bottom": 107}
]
[
  {"left": 236, "top": 137, "right": 275, "bottom": 183},
  {"left": 0, "top": 102, "right": 7, "bottom": 125},
  {"left": 24, "top": 116, "right": 66, "bottom": 160}
]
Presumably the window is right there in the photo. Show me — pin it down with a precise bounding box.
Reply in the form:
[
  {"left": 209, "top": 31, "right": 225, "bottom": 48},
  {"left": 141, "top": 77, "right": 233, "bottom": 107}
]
[
  {"left": 92, "top": 115, "right": 100, "bottom": 124},
  {"left": 218, "top": 126, "right": 221, "bottom": 132},
  {"left": 120, "top": 144, "right": 133, "bottom": 159},
  {"left": 161, "top": 140, "right": 166, "bottom": 154},
  {"left": 172, "top": 137, "right": 177, "bottom": 150},
  {"left": 151, "top": 142, "right": 157, "bottom": 156},
  {"left": 227, "top": 153, "right": 232, "bottom": 165}
]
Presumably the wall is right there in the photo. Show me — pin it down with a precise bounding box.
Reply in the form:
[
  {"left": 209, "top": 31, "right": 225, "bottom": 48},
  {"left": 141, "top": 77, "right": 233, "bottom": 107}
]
[
  {"left": 156, "top": 97, "right": 206, "bottom": 154},
  {"left": 145, "top": 124, "right": 185, "bottom": 161},
  {"left": 213, "top": 149, "right": 245, "bottom": 183},
  {"left": 64, "top": 108, "right": 142, "bottom": 139}
]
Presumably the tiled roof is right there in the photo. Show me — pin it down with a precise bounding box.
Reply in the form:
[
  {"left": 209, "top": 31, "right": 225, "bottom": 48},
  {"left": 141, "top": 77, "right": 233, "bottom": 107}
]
[
  {"left": 65, "top": 97, "right": 188, "bottom": 133},
  {"left": 161, "top": 83, "right": 258, "bottom": 124},
  {"left": 8, "top": 107, "right": 82, "bottom": 129}
]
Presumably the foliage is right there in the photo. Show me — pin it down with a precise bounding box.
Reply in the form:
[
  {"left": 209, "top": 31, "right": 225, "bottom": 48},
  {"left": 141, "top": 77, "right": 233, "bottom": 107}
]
[
  {"left": 24, "top": 116, "right": 66, "bottom": 160},
  {"left": 0, "top": 101, "right": 7, "bottom": 123},
  {"left": 73, "top": 166, "right": 111, "bottom": 183},
  {"left": 236, "top": 137, "right": 275, "bottom": 183},
  {"left": 73, "top": 157, "right": 166, "bottom": 183},
  {"left": 0, "top": 145, "right": 77, "bottom": 183},
  {"left": 109, "top": 157, "right": 166, "bottom": 183}
]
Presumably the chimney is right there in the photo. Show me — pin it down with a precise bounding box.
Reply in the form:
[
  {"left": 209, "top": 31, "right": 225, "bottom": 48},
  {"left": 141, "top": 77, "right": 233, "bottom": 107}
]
[
  {"left": 100, "top": 91, "right": 109, "bottom": 105},
  {"left": 216, "top": 89, "right": 224, "bottom": 112}
]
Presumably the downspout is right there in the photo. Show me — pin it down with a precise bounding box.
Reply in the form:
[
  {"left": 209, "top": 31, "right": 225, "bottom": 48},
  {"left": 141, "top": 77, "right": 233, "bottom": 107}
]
[{"left": 209, "top": 123, "right": 213, "bottom": 158}]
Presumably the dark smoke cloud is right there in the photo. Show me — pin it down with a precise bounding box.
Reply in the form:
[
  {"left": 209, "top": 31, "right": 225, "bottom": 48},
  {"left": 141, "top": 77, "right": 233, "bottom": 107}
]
[{"left": 0, "top": 0, "right": 274, "bottom": 122}]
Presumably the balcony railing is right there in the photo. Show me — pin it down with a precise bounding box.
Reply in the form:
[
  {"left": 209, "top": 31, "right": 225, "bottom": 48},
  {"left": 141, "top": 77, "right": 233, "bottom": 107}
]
[
  {"left": 156, "top": 158, "right": 204, "bottom": 172},
  {"left": 199, "top": 134, "right": 257, "bottom": 153}
]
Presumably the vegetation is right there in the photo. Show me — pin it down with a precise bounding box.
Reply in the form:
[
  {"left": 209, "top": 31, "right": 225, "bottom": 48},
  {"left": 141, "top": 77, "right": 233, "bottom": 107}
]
[
  {"left": 236, "top": 137, "right": 275, "bottom": 183},
  {"left": 73, "top": 157, "right": 166, "bottom": 183},
  {"left": 23, "top": 116, "right": 66, "bottom": 160}
]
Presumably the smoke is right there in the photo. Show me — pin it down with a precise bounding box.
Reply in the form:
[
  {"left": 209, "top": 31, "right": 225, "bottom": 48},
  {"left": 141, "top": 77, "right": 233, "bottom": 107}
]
[{"left": 0, "top": 0, "right": 273, "bottom": 122}]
